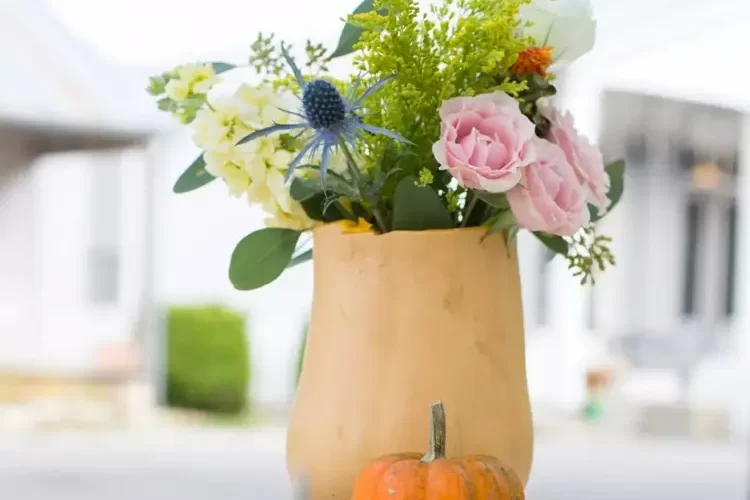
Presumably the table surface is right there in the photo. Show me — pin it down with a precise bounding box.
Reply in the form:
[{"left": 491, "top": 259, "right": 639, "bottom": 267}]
[{"left": 0, "top": 428, "right": 744, "bottom": 500}]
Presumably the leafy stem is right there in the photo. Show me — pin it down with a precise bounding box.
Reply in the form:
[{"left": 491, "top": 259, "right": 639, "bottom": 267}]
[{"left": 461, "top": 192, "right": 479, "bottom": 228}]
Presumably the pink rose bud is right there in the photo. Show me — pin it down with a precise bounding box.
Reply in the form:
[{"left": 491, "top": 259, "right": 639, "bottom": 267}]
[
  {"left": 507, "top": 138, "right": 590, "bottom": 236},
  {"left": 432, "top": 92, "right": 536, "bottom": 193}
]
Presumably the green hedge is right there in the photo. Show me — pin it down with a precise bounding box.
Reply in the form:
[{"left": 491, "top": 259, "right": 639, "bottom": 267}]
[{"left": 166, "top": 306, "right": 250, "bottom": 415}]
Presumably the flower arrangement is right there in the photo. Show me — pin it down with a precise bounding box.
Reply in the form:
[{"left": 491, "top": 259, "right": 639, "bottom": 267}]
[{"left": 147, "top": 0, "right": 625, "bottom": 291}]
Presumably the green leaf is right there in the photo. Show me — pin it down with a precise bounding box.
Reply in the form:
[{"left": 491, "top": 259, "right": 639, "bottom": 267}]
[
  {"left": 533, "top": 231, "right": 569, "bottom": 256},
  {"left": 485, "top": 210, "right": 516, "bottom": 237},
  {"left": 290, "top": 177, "right": 320, "bottom": 202},
  {"left": 331, "top": 0, "right": 383, "bottom": 59},
  {"left": 475, "top": 191, "right": 510, "bottom": 209},
  {"left": 211, "top": 62, "right": 237, "bottom": 74},
  {"left": 604, "top": 159, "right": 626, "bottom": 210},
  {"left": 173, "top": 155, "right": 216, "bottom": 194},
  {"left": 392, "top": 176, "right": 454, "bottom": 231},
  {"left": 543, "top": 248, "right": 557, "bottom": 263},
  {"left": 290, "top": 169, "right": 357, "bottom": 201},
  {"left": 300, "top": 194, "right": 347, "bottom": 222},
  {"left": 157, "top": 97, "right": 173, "bottom": 111},
  {"left": 229, "top": 228, "right": 301, "bottom": 291},
  {"left": 506, "top": 225, "right": 520, "bottom": 247},
  {"left": 287, "top": 249, "right": 313, "bottom": 269},
  {"left": 590, "top": 159, "right": 626, "bottom": 222}
]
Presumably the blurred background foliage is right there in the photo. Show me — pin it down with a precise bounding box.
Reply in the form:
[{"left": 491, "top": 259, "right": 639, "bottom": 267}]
[{"left": 166, "top": 306, "right": 250, "bottom": 415}]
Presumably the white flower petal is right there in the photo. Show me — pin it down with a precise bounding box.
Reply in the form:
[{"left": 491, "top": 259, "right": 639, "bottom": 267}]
[{"left": 519, "top": 0, "right": 596, "bottom": 67}]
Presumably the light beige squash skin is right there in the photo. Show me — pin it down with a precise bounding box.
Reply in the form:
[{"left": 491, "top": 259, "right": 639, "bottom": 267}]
[{"left": 286, "top": 225, "right": 533, "bottom": 500}]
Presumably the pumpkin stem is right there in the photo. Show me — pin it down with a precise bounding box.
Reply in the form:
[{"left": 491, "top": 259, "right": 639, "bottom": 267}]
[{"left": 421, "top": 400, "right": 447, "bottom": 463}]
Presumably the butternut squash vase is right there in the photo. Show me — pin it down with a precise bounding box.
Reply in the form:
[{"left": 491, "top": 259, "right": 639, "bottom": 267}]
[{"left": 287, "top": 224, "right": 534, "bottom": 500}]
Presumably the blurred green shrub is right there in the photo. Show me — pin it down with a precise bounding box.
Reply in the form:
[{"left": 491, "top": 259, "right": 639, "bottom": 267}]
[{"left": 166, "top": 306, "right": 249, "bottom": 415}]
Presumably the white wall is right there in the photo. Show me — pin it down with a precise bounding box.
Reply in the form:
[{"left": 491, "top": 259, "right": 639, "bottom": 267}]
[
  {"left": 0, "top": 132, "right": 36, "bottom": 367},
  {"left": 22, "top": 147, "right": 148, "bottom": 374}
]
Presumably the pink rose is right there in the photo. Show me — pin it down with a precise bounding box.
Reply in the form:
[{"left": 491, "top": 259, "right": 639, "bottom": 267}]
[
  {"left": 432, "top": 92, "right": 536, "bottom": 193},
  {"left": 544, "top": 106, "right": 610, "bottom": 214},
  {"left": 507, "top": 138, "right": 590, "bottom": 236}
]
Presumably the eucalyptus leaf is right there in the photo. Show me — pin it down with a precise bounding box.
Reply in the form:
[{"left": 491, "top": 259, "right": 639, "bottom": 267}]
[
  {"left": 229, "top": 228, "right": 301, "bottom": 291},
  {"left": 590, "top": 159, "right": 626, "bottom": 222},
  {"left": 173, "top": 155, "right": 216, "bottom": 194},
  {"left": 300, "top": 193, "right": 347, "bottom": 222},
  {"left": 287, "top": 249, "right": 313, "bottom": 269},
  {"left": 392, "top": 176, "right": 454, "bottom": 231},
  {"left": 290, "top": 177, "right": 320, "bottom": 202},
  {"left": 533, "top": 231, "right": 569, "bottom": 256},
  {"left": 211, "top": 62, "right": 237, "bottom": 74},
  {"left": 475, "top": 191, "right": 510, "bottom": 209},
  {"left": 330, "top": 0, "right": 385, "bottom": 58}
]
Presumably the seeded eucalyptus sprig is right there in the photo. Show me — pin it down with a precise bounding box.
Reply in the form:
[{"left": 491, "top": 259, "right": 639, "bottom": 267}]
[
  {"left": 249, "top": 33, "right": 332, "bottom": 85},
  {"left": 249, "top": 33, "right": 286, "bottom": 78}
]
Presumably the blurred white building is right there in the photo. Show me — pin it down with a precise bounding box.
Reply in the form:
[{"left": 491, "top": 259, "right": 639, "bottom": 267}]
[
  {"left": 1, "top": 0, "right": 748, "bottom": 439},
  {"left": 0, "top": 1, "right": 156, "bottom": 375},
  {"left": 522, "top": 0, "right": 750, "bottom": 440}
]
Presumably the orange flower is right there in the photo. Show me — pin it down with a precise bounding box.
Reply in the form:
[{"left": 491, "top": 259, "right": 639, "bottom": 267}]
[
  {"left": 511, "top": 46, "right": 553, "bottom": 77},
  {"left": 336, "top": 217, "right": 374, "bottom": 234}
]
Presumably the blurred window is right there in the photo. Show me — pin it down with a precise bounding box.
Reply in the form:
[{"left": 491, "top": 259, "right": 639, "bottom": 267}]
[
  {"left": 87, "top": 156, "right": 120, "bottom": 304},
  {"left": 681, "top": 199, "right": 702, "bottom": 317},
  {"left": 625, "top": 133, "right": 648, "bottom": 166},
  {"left": 723, "top": 200, "right": 737, "bottom": 318},
  {"left": 537, "top": 248, "right": 549, "bottom": 327}
]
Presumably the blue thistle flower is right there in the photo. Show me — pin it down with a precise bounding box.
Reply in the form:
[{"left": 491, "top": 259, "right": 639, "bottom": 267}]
[{"left": 236, "top": 47, "right": 410, "bottom": 184}]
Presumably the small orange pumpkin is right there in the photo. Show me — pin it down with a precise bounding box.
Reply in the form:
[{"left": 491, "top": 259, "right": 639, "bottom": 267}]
[{"left": 351, "top": 400, "right": 525, "bottom": 500}]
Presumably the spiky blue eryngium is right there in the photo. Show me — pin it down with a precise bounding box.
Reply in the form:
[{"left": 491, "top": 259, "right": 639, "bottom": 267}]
[{"left": 236, "top": 47, "right": 410, "bottom": 184}]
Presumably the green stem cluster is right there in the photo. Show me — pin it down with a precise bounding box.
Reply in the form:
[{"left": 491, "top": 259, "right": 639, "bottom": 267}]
[{"left": 339, "top": 140, "right": 388, "bottom": 233}]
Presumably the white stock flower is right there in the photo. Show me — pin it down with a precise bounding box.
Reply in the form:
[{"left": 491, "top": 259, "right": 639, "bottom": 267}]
[
  {"left": 519, "top": 0, "right": 596, "bottom": 67},
  {"left": 164, "top": 63, "right": 220, "bottom": 103},
  {"left": 234, "top": 84, "right": 295, "bottom": 129},
  {"left": 191, "top": 82, "right": 323, "bottom": 231},
  {"left": 246, "top": 160, "right": 288, "bottom": 207},
  {"left": 177, "top": 63, "right": 220, "bottom": 95},
  {"left": 191, "top": 95, "right": 251, "bottom": 153},
  {"left": 203, "top": 150, "right": 251, "bottom": 196},
  {"left": 165, "top": 78, "right": 190, "bottom": 102},
  {"left": 263, "top": 192, "right": 318, "bottom": 232}
]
